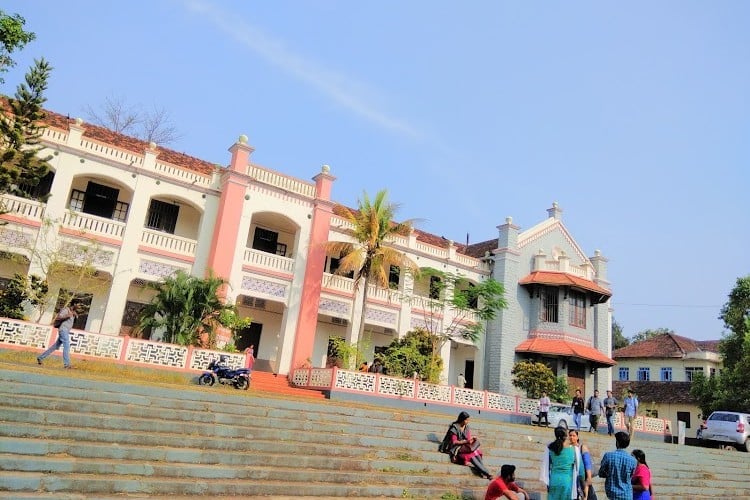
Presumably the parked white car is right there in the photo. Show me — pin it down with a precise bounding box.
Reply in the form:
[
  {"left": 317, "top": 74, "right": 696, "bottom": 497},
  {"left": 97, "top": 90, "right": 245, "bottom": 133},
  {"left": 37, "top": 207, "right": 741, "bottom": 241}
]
[
  {"left": 534, "top": 404, "right": 592, "bottom": 431},
  {"left": 702, "top": 411, "right": 750, "bottom": 452}
]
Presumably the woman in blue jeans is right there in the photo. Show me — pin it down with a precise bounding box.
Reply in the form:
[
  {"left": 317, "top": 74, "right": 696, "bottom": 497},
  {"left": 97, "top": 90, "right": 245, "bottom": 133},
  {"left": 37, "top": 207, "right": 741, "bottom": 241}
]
[{"left": 37, "top": 300, "right": 80, "bottom": 368}]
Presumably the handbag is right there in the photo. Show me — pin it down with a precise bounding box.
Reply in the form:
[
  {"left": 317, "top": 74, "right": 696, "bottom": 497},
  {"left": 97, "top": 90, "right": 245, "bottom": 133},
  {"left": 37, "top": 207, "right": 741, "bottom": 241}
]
[{"left": 53, "top": 317, "right": 64, "bottom": 328}]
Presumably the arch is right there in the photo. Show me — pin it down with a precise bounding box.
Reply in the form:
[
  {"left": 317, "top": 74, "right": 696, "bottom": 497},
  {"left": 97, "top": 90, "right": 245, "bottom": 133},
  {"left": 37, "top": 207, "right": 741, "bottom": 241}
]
[{"left": 247, "top": 211, "right": 301, "bottom": 258}]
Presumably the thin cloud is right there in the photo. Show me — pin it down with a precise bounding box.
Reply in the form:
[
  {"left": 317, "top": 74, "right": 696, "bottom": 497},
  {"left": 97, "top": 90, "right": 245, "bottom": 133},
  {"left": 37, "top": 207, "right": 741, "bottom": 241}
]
[{"left": 183, "top": 0, "right": 422, "bottom": 139}]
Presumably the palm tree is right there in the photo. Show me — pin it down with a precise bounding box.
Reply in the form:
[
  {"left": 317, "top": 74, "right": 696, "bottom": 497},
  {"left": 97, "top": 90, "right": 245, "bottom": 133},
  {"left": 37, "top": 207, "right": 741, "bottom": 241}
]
[
  {"left": 325, "top": 190, "right": 419, "bottom": 362},
  {"left": 136, "top": 271, "right": 234, "bottom": 347}
]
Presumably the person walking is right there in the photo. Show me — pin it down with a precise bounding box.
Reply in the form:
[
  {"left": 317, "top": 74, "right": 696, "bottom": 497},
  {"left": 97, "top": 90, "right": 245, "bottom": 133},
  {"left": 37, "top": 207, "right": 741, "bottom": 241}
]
[
  {"left": 571, "top": 389, "right": 585, "bottom": 430},
  {"left": 457, "top": 373, "right": 467, "bottom": 388},
  {"left": 603, "top": 390, "right": 618, "bottom": 436},
  {"left": 538, "top": 391, "right": 551, "bottom": 427},
  {"left": 569, "top": 429, "right": 598, "bottom": 500},
  {"left": 631, "top": 449, "right": 653, "bottom": 500},
  {"left": 540, "top": 426, "right": 581, "bottom": 500},
  {"left": 37, "top": 299, "right": 80, "bottom": 369},
  {"left": 587, "top": 390, "right": 605, "bottom": 433},
  {"left": 623, "top": 390, "right": 639, "bottom": 437},
  {"left": 598, "top": 431, "right": 637, "bottom": 500},
  {"left": 485, "top": 464, "right": 529, "bottom": 500}
]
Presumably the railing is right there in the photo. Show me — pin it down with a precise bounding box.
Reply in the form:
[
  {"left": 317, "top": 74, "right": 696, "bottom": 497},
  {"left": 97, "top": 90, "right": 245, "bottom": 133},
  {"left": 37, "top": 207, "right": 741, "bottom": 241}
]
[
  {"left": 330, "top": 216, "right": 356, "bottom": 232},
  {"left": 243, "top": 247, "right": 295, "bottom": 274},
  {"left": 62, "top": 211, "right": 126, "bottom": 239},
  {"left": 154, "top": 160, "right": 212, "bottom": 187},
  {"left": 0, "top": 316, "right": 249, "bottom": 372},
  {"left": 141, "top": 228, "right": 197, "bottom": 257},
  {"left": 247, "top": 164, "right": 316, "bottom": 198},
  {"left": 79, "top": 138, "right": 144, "bottom": 167},
  {"left": 42, "top": 127, "right": 69, "bottom": 144},
  {"left": 455, "top": 252, "right": 480, "bottom": 268},
  {"left": 0, "top": 193, "right": 45, "bottom": 221},
  {"left": 322, "top": 273, "right": 355, "bottom": 293},
  {"left": 290, "top": 366, "right": 671, "bottom": 435},
  {"left": 415, "top": 240, "right": 449, "bottom": 259}
]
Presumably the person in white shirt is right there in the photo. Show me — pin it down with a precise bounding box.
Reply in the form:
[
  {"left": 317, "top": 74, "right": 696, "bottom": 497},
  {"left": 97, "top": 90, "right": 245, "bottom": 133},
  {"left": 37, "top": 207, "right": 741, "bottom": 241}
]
[{"left": 538, "top": 391, "right": 551, "bottom": 427}]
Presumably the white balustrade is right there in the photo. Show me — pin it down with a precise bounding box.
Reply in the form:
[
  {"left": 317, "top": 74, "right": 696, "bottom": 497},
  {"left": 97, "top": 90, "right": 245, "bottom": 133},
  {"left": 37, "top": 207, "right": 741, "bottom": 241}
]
[
  {"left": 322, "top": 272, "right": 355, "bottom": 293},
  {"left": 153, "top": 161, "right": 211, "bottom": 187},
  {"left": 415, "top": 241, "right": 449, "bottom": 259},
  {"left": 141, "top": 228, "right": 197, "bottom": 257},
  {"left": 42, "top": 127, "right": 68, "bottom": 144},
  {"left": 79, "top": 138, "right": 144, "bottom": 167},
  {"left": 247, "top": 164, "right": 316, "bottom": 198},
  {"left": 62, "top": 211, "right": 126, "bottom": 239},
  {"left": 0, "top": 194, "right": 45, "bottom": 221},
  {"left": 243, "top": 247, "right": 295, "bottom": 273}
]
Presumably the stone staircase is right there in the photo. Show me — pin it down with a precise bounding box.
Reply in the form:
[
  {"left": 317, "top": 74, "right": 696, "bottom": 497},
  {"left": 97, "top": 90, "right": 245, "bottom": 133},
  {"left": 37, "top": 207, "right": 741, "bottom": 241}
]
[{"left": 0, "top": 365, "right": 748, "bottom": 499}]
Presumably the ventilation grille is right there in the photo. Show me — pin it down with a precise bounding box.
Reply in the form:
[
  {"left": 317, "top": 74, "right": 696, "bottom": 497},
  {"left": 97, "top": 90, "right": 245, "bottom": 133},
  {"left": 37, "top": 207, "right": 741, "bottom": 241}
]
[
  {"left": 241, "top": 296, "right": 266, "bottom": 309},
  {"left": 331, "top": 317, "right": 349, "bottom": 326}
]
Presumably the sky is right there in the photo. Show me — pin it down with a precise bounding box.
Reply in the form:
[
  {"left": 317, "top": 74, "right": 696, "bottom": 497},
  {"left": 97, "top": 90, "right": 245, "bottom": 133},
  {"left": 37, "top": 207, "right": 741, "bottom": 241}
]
[{"left": 3, "top": 1, "right": 748, "bottom": 341}]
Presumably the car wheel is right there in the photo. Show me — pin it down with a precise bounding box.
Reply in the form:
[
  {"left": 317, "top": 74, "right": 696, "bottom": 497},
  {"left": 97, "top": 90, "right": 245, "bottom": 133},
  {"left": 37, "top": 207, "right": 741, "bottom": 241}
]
[{"left": 741, "top": 439, "right": 749, "bottom": 453}]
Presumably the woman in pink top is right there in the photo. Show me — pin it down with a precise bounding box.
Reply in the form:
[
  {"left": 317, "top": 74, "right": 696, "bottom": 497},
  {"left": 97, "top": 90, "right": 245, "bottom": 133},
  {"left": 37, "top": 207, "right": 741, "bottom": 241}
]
[{"left": 631, "top": 449, "right": 652, "bottom": 500}]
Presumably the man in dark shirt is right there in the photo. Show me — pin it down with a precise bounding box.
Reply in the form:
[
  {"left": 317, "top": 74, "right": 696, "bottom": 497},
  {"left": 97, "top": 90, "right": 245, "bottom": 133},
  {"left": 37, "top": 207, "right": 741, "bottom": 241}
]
[{"left": 571, "top": 389, "right": 585, "bottom": 430}]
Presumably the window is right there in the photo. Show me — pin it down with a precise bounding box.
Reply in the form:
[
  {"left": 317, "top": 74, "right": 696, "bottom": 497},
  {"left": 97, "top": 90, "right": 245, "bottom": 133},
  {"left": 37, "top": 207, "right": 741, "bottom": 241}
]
[
  {"left": 252, "top": 227, "right": 278, "bottom": 254},
  {"left": 685, "top": 366, "right": 704, "bottom": 382},
  {"left": 146, "top": 199, "right": 179, "bottom": 234},
  {"left": 660, "top": 367, "right": 672, "bottom": 381},
  {"left": 16, "top": 170, "right": 54, "bottom": 200},
  {"left": 541, "top": 288, "right": 558, "bottom": 323},
  {"left": 388, "top": 265, "right": 400, "bottom": 288},
  {"left": 429, "top": 275, "right": 441, "bottom": 300},
  {"left": 677, "top": 411, "right": 692, "bottom": 429},
  {"left": 69, "top": 183, "right": 129, "bottom": 222},
  {"left": 326, "top": 256, "right": 353, "bottom": 278},
  {"left": 710, "top": 368, "right": 717, "bottom": 378},
  {"left": 55, "top": 289, "right": 92, "bottom": 331},
  {"left": 568, "top": 290, "right": 586, "bottom": 328},
  {"left": 619, "top": 367, "right": 629, "bottom": 381},
  {"left": 637, "top": 367, "right": 650, "bottom": 381}
]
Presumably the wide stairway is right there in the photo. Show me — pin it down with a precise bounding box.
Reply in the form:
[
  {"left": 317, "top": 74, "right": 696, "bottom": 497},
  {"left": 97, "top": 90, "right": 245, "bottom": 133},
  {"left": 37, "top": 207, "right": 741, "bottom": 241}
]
[{"left": 0, "top": 366, "right": 748, "bottom": 499}]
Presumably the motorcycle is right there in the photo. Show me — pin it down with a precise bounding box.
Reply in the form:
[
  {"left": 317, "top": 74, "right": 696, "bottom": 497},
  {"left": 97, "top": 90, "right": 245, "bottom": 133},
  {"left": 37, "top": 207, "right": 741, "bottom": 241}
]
[{"left": 198, "top": 356, "right": 251, "bottom": 390}]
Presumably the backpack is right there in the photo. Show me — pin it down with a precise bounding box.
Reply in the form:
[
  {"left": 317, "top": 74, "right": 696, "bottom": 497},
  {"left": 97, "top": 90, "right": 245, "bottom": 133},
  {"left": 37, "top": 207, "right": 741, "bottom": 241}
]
[{"left": 587, "top": 396, "right": 593, "bottom": 411}]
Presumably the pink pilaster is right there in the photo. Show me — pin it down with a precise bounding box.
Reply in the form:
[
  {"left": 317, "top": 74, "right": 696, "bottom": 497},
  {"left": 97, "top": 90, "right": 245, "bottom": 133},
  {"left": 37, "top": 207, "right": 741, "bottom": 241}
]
[
  {"left": 291, "top": 166, "right": 336, "bottom": 368},
  {"left": 206, "top": 136, "right": 254, "bottom": 284}
]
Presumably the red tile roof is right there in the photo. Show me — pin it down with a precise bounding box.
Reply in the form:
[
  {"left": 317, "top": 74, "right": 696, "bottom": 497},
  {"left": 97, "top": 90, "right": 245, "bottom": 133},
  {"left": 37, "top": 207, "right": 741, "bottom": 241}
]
[
  {"left": 515, "top": 338, "right": 616, "bottom": 366},
  {"left": 613, "top": 333, "right": 720, "bottom": 359},
  {"left": 39, "top": 106, "right": 217, "bottom": 176},
  {"left": 612, "top": 381, "right": 697, "bottom": 405},
  {"left": 518, "top": 271, "right": 611, "bottom": 297}
]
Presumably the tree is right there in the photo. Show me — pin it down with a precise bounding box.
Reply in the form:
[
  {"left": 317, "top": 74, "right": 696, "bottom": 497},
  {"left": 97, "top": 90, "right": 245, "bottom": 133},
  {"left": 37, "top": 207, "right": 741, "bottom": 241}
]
[
  {"left": 83, "top": 96, "right": 181, "bottom": 146},
  {"left": 0, "top": 10, "right": 35, "bottom": 83},
  {"left": 612, "top": 318, "right": 629, "bottom": 349},
  {"left": 0, "top": 273, "right": 47, "bottom": 319},
  {"left": 511, "top": 360, "right": 556, "bottom": 399},
  {"left": 0, "top": 58, "right": 53, "bottom": 198},
  {"left": 691, "top": 276, "right": 750, "bottom": 414},
  {"left": 136, "top": 271, "right": 236, "bottom": 347},
  {"left": 415, "top": 268, "right": 506, "bottom": 380},
  {"left": 630, "top": 327, "right": 674, "bottom": 344},
  {"left": 325, "top": 190, "right": 419, "bottom": 360},
  {"left": 381, "top": 327, "right": 437, "bottom": 380}
]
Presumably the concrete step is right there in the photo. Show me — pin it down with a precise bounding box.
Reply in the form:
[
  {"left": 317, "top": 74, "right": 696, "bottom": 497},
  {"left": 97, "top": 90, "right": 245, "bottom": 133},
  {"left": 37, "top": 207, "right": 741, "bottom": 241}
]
[{"left": 1, "top": 365, "right": 749, "bottom": 499}]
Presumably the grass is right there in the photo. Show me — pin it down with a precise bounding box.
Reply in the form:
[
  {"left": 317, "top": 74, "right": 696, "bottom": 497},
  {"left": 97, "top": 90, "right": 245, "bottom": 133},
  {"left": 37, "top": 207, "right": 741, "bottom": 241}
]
[{"left": 0, "top": 349, "right": 209, "bottom": 389}]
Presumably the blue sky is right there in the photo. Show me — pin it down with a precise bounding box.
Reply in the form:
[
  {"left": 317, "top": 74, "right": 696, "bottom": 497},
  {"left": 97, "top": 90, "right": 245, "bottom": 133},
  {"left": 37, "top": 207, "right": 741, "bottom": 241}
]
[{"left": 4, "top": 1, "right": 748, "bottom": 341}]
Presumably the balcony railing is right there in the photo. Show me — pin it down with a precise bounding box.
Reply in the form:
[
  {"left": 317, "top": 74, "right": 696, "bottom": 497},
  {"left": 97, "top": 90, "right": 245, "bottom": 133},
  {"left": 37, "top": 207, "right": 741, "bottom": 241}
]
[
  {"left": 140, "top": 228, "right": 197, "bottom": 258},
  {"left": 322, "top": 273, "right": 355, "bottom": 293},
  {"left": 247, "top": 164, "right": 316, "bottom": 198},
  {"left": 243, "top": 247, "right": 295, "bottom": 274},
  {"left": 62, "top": 211, "right": 126, "bottom": 240},
  {"left": 0, "top": 193, "right": 45, "bottom": 221}
]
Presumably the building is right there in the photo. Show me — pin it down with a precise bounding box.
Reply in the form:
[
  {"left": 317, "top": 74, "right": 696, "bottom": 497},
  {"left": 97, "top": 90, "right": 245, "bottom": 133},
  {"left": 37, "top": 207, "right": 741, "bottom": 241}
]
[
  {"left": 612, "top": 332, "right": 722, "bottom": 433},
  {"left": 0, "top": 107, "right": 615, "bottom": 394}
]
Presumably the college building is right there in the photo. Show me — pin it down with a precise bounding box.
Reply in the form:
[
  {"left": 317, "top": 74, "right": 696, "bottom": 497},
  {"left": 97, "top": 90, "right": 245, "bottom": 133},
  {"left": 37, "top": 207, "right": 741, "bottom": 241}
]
[{"left": 0, "top": 108, "right": 616, "bottom": 396}]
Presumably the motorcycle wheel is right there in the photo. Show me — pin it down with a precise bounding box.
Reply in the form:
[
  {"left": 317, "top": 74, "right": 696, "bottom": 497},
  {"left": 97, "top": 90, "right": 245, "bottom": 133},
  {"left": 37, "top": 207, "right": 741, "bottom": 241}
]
[
  {"left": 234, "top": 377, "right": 249, "bottom": 390},
  {"left": 198, "top": 374, "right": 215, "bottom": 386}
]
